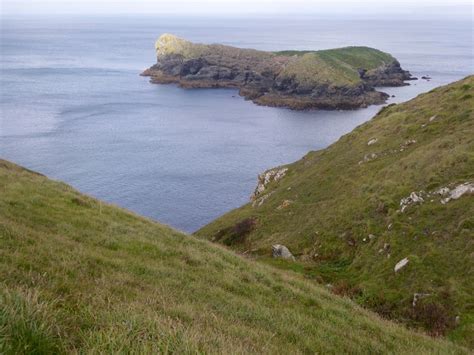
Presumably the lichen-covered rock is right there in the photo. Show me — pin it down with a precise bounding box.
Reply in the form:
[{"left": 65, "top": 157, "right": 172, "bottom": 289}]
[
  {"left": 272, "top": 244, "right": 295, "bottom": 260},
  {"left": 396, "top": 182, "right": 473, "bottom": 212},
  {"left": 142, "top": 34, "right": 414, "bottom": 110},
  {"left": 251, "top": 168, "right": 288, "bottom": 200},
  {"left": 399, "top": 192, "right": 425, "bottom": 212},
  {"left": 440, "top": 182, "right": 474, "bottom": 204}
]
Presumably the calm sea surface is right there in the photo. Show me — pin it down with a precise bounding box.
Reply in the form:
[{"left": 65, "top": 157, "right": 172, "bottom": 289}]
[{"left": 1, "top": 16, "right": 472, "bottom": 232}]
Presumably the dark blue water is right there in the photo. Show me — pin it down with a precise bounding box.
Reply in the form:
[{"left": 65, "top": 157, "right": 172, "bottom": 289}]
[{"left": 1, "top": 16, "right": 472, "bottom": 232}]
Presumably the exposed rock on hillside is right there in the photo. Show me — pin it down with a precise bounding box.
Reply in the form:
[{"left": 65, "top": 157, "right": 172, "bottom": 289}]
[
  {"left": 272, "top": 244, "right": 295, "bottom": 260},
  {"left": 251, "top": 167, "right": 288, "bottom": 200},
  {"left": 399, "top": 191, "right": 425, "bottom": 212},
  {"left": 394, "top": 257, "right": 409, "bottom": 272},
  {"left": 398, "top": 182, "right": 473, "bottom": 212},
  {"left": 439, "top": 182, "right": 474, "bottom": 204},
  {"left": 142, "top": 34, "right": 415, "bottom": 110}
]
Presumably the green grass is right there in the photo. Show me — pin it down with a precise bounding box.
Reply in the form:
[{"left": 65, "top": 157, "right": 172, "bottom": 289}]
[
  {"left": 317, "top": 46, "right": 395, "bottom": 71},
  {"left": 197, "top": 76, "right": 474, "bottom": 348},
  {"left": 277, "top": 46, "right": 395, "bottom": 86},
  {"left": 279, "top": 52, "right": 361, "bottom": 86},
  {"left": 0, "top": 161, "right": 467, "bottom": 353},
  {"left": 273, "top": 50, "right": 313, "bottom": 56}
]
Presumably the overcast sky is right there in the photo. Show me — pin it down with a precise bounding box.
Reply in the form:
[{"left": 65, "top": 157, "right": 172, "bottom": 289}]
[{"left": 2, "top": 0, "right": 472, "bottom": 16}]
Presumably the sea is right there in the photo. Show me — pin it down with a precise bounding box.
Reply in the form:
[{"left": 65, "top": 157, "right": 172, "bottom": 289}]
[{"left": 1, "top": 15, "right": 472, "bottom": 232}]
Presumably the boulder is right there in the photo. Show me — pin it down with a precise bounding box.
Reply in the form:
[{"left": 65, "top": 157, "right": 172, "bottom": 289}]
[
  {"left": 272, "top": 244, "right": 295, "bottom": 260},
  {"left": 394, "top": 257, "right": 409, "bottom": 272},
  {"left": 440, "top": 182, "right": 474, "bottom": 204}
]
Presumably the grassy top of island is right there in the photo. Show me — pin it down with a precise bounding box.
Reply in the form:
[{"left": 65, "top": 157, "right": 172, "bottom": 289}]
[
  {"left": 277, "top": 46, "right": 396, "bottom": 85},
  {"left": 196, "top": 76, "right": 474, "bottom": 348},
  {"left": 0, "top": 158, "right": 467, "bottom": 353}
]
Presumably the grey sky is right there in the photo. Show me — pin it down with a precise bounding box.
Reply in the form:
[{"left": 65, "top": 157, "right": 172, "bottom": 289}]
[{"left": 2, "top": 0, "right": 472, "bottom": 16}]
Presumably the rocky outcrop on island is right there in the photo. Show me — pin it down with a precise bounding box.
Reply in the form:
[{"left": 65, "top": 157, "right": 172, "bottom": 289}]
[{"left": 142, "top": 34, "right": 415, "bottom": 110}]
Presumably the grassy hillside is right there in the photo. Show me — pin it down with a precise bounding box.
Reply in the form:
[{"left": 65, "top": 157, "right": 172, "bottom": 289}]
[
  {"left": 197, "top": 76, "right": 474, "bottom": 347},
  {"left": 0, "top": 161, "right": 466, "bottom": 353},
  {"left": 278, "top": 47, "right": 395, "bottom": 86}
]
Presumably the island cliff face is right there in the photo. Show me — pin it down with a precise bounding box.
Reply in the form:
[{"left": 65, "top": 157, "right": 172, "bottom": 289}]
[{"left": 142, "top": 34, "right": 415, "bottom": 110}]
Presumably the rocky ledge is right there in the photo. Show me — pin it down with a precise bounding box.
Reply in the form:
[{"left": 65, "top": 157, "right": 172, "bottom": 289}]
[{"left": 142, "top": 34, "right": 415, "bottom": 110}]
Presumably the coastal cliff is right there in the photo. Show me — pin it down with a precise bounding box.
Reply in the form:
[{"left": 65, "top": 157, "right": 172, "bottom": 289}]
[{"left": 142, "top": 34, "right": 415, "bottom": 110}]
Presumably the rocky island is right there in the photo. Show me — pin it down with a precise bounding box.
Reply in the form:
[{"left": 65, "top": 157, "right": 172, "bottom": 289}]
[{"left": 142, "top": 34, "right": 415, "bottom": 110}]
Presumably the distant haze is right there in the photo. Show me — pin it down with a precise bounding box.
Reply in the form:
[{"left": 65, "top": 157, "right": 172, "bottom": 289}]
[{"left": 1, "top": 0, "right": 472, "bottom": 18}]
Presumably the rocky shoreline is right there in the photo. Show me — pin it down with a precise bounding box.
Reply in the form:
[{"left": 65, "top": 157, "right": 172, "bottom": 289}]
[{"left": 142, "top": 34, "right": 416, "bottom": 110}]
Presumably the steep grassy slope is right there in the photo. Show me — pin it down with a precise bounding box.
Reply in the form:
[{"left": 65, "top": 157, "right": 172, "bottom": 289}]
[
  {"left": 278, "top": 46, "right": 395, "bottom": 86},
  {"left": 0, "top": 161, "right": 466, "bottom": 353},
  {"left": 197, "top": 76, "right": 474, "bottom": 347}
]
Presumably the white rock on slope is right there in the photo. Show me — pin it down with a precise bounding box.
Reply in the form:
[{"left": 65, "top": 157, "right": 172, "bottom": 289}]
[
  {"left": 272, "top": 244, "right": 295, "bottom": 260},
  {"left": 394, "top": 257, "right": 409, "bottom": 272},
  {"left": 399, "top": 192, "right": 424, "bottom": 212},
  {"left": 367, "top": 138, "right": 378, "bottom": 146},
  {"left": 440, "top": 182, "right": 474, "bottom": 204},
  {"left": 398, "top": 182, "right": 473, "bottom": 212},
  {"left": 251, "top": 168, "right": 288, "bottom": 200}
]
